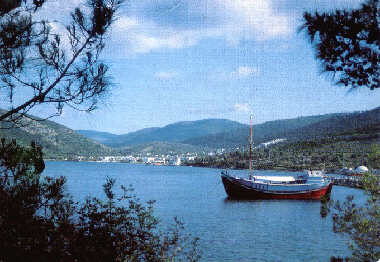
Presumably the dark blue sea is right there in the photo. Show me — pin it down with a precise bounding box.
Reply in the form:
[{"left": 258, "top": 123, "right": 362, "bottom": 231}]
[{"left": 43, "top": 161, "right": 365, "bottom": 262}]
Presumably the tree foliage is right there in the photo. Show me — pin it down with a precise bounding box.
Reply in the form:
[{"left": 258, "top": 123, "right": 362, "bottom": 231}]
[
  {"left": 300, "top": 0, "right": 380, "bottom": 90},
  {"left": 0, "top": 1, "right": 201, "bottom": 260},
  {"left": 368, "top": 144, "right": 380, "bottom": 169},
  {"left": 0, "top": 139, "right": 200, "bottom": 262},
  {"left": 322, "top": 172, "right": 380, "bottom": 262},
  {"left": 302, "top": 2, "right": 380, "bottom": 260},
  {"left": 0, "top": 0, "right": 122, "bottom": 126},
  {"left": 320, "top": 142, "right": 380, "bottom": 261}
]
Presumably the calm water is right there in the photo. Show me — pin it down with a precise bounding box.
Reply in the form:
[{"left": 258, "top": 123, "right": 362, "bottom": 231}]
[{"left": 43, "top": 161, "right": 366, "bottom": 262}]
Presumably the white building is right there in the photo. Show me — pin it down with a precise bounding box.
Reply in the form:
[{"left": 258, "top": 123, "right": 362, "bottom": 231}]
[{"left": 355, "top": 166, "right": 369, "bottom": 174}]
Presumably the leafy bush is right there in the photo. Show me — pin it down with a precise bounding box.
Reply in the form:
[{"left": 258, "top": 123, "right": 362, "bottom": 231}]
[
  {"left": 0, "top": 139, "right": 200, "bottom": 262},
  {"left": 321, "top": 171, "right": 380, "bottom": 261}
]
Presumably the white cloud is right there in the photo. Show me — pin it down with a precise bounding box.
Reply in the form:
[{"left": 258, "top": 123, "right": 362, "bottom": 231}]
[
  {"left": 48, "top": 22, "right": 72, "bottom": 51},
  {"left": 114, "top": 16, "right": 139, "bottom": 30},
  {"left": 108, "top": 0, "right": 293, "bottom": 55},
  {"left": 35, "top": 0, "right": 294, "bottom": 55},
  {"left": 232, "top": 66, "right": 260, "bottom": 78},
  {"left": 36, "top": 0, "right": 86, "bottom": 21},
  {"left": 154, "top": 71, "right": 178, "bottom": 79},
  {"left": 216, "top": 0, "right": 292, "bottom": 41},
  {"left": 132, "top": 32, "right": 198, "bottom": 53},
  {"left": 112, "top": 17, "right": 196, "bottom": 54},
  {"left": 234, "top": 103, "right": 251, "bottom": 113}
]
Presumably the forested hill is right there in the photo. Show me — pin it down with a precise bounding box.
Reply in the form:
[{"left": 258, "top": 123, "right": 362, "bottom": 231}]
[
  {"left": 183, "top": 107, "right": 380, "bottom": 148},
  {"left": 76, "top": 130, "right": 120, "bottom": 143},
  {"left": 78, "top": 107, "right": 380, "bottom": 150},
  {"left": 2, "top": 106, "right": 379, "bottom": 157},
  {"left": 280, "top": 107, "right": 380, "bottom": 142},
  {"left": 0, "top": 111, "right": 112, "bottom": 158},
  {"left": 79, "top": 119, "right": 248, "bottom": 148},
  {"left": 182, "top": 113, "right": 350, "bottom": 148}
]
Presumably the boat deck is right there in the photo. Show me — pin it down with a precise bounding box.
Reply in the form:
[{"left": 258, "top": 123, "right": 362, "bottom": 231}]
[{"left": 221, "top": 173, "right": 333, "bottom": 200}]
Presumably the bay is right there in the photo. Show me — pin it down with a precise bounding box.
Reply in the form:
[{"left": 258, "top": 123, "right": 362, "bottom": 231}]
[{"left": 43, "top": 161, "right": 365, "bottom": 262}]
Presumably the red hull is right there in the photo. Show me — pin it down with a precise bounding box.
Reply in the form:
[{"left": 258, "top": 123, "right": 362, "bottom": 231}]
[{"left": 221, "top": 175, "right": 333, "bottom": 200}]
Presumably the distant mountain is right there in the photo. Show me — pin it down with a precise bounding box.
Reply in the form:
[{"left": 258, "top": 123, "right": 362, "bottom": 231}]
[
  {"left": 184, "top": 107, "right": 380, "bottom": 148},
  {"left": 183, "top": 113, "right": 351, "bottom": 148},
  {"left": 5, "top": 106, "right": 377, "bottom": 158},
  {"left": 77, "top": 108, "right": 380, "bottom": 151},
  {"left": 283, "top": 107, "right": 380, "bottom": 141},
  {"left": 114, "top": 141, "right": 203, "bottom": 155},
  {"left": 103, "top": 127, "right": 160, "bottom": 147},
  {"left": 0, "top": 111, "right": 112, "bottom": 158},
  {"left": 88, "top": 119, "right": 247, "bottom": 148},
  {"left": 77, "top": 130, "right": 119, "bottom": 143}
]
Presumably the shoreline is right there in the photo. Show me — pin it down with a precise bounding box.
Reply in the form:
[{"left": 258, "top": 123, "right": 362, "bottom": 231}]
[{"left": 43, "top": 159, "right": 334, "bottom": 173}]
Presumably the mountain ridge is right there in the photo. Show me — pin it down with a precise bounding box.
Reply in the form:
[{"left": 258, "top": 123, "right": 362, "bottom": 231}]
[
  {"left": 2, "top": 106, "right": 379, "bottom": 157},
  {"left": 78, "top": 107, "right": 380, "bottom": 150},
  {"left": 80, "top": 118, "right": 248, "bottom": 148},
  {"left": 182, "top": 112, "right": 352, "bottom": 148},
  {"left": 0, "top": 110, "right": 112, "bottom": 158}
]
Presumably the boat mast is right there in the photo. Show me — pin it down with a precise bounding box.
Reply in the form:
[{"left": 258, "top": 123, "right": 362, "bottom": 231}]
[{"left": 249, "top": 114, "right": 253, "bottom": 178}]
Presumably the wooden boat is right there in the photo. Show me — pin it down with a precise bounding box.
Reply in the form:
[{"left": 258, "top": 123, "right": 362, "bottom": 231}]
[
  {"left": 220, "top": 115, "right": 333, "bottom": 200},
  {"left": 221, "top": 170, "right": 333, "bottom": 200}
]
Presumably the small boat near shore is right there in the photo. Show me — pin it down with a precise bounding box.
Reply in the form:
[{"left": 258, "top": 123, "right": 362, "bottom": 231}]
[
  {"left": 221, "top": 170, "right": 333, "bottom": 200},
  {"left": 220, "top": 115, "right": 333, "bottom": 200}
]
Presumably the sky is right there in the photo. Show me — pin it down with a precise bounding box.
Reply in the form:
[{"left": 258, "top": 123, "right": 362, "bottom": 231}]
[{"left": 7, "top": 0, "right": 380, "bottom": 134}]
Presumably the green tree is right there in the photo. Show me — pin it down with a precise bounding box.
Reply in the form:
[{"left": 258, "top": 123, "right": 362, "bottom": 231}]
[
  {"left": 301, "top": 1, "right": 380, "bottom": 261},
  {"left": 321, "top": 172, "right": 380, "bottom": 262},
  {"left": 0, "top": 1, "right": 201, "bottom": 260},
  {"left": 368, "top": 144, "right": 380, "bottom": 169},
  {"left": 0, "top": 0, "right": 121, "bottom": 125},
  {"left": 300, "top": 0, "right": 379, "bottom": 90}
]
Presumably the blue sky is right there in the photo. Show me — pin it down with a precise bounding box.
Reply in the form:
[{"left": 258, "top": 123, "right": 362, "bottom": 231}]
[{"left": 13, "top": 0, "right": 380, "bottom": 134}]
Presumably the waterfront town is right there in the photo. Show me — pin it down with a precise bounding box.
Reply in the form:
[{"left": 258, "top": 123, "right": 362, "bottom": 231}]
[
  {"left": 58, "top": 148, "right": 228, "bottom": 165},
  {"left": 72, "top": 152, "right": 200, "bottom": 165}
]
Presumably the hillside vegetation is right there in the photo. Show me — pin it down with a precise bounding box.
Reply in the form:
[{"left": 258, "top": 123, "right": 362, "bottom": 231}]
[
  {"left": 112, "top": 141, "right": 203, "bottom": 155},
  {"left": 0, "top": 112, "right": 112, "bottom": 158},
  {"left": 184, "top": 108, "right": 380, "bottom": 148},
  {"left": 80, "top": 119, "right": 247, "bottom": 148},
  {"left": 1, "top": 107, "right": 379, "bottom": 159},
  {"left": 182, "top": 113, "right": 347, "bottom": 148},
  {"left": 186, "top": 122, "right": 380, "bottom": 171}
]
